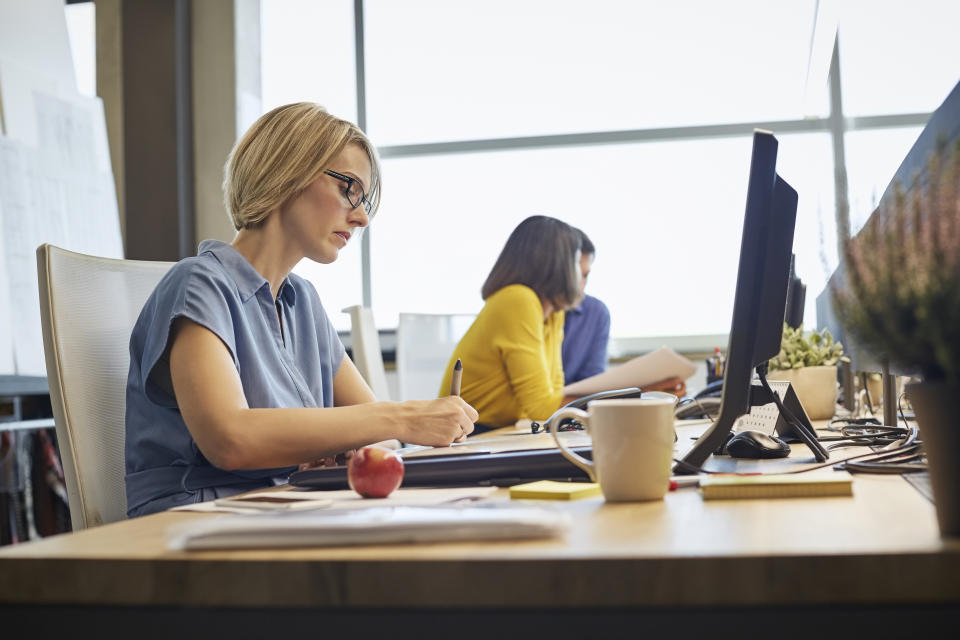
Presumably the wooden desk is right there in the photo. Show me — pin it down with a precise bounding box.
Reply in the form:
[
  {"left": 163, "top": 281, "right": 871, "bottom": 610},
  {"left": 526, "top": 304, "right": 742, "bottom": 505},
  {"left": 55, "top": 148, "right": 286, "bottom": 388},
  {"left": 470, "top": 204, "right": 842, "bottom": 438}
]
[{"left": 2, "top": 422, "right": 959, "bottom": 637}]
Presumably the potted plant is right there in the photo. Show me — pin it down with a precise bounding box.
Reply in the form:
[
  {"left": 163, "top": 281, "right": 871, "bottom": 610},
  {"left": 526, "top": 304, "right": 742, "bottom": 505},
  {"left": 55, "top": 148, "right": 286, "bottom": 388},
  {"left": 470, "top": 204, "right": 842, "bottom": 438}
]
[
  {"left": 767, "top": 323, "right": 848, "bottom": 420},
  {"left": 832, "top": 139, "right": 960, "bottom": 537}
]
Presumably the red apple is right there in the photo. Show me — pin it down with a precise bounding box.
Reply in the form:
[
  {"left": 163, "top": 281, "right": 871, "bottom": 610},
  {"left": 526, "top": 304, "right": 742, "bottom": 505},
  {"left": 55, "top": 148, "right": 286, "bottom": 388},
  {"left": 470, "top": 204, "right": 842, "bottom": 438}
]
[{"left": 347, "top": 446, "right": 405, "bottom": 498}]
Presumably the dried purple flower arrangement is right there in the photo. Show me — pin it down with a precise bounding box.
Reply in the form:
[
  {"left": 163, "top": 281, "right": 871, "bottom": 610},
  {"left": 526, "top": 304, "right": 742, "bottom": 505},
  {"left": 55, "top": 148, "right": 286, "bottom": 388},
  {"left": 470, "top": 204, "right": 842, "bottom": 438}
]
[{"left": 832, "top": 139, "right": 960, "bottom": 383}]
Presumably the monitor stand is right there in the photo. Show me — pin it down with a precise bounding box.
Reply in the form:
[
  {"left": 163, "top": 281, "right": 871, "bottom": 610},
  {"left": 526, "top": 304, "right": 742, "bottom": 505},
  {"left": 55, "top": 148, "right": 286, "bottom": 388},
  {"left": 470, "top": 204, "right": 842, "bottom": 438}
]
[
  {"left": 747, "top": 380, "right": 829, "bottom": 462},
  {"left": 881, "top": 361, "right": 898, "bottom": 428}
]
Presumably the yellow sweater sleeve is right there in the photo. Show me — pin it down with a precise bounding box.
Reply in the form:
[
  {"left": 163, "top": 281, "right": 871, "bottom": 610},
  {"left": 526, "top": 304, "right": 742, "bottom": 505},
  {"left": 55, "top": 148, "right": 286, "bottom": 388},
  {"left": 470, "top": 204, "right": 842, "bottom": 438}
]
[
  {"left": 493, "top": 288, "right": 565, "bottom": 421},
  {"left": 441, "top": 285, "right": 565, "bottom": 426}
]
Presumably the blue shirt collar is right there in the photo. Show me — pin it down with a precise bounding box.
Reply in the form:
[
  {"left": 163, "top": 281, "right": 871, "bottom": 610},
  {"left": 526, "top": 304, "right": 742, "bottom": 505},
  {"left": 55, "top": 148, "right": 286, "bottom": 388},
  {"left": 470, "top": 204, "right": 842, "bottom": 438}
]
[{"left": 197, "top": 239, "right": 297, "bottom": 305}]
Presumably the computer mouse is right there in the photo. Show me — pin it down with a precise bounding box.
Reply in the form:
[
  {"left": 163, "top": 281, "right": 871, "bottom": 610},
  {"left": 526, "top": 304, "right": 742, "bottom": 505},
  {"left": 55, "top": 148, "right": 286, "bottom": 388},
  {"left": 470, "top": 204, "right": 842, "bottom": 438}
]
[{"left": 725, "top": 430, "right": 791, "bottom": 459}]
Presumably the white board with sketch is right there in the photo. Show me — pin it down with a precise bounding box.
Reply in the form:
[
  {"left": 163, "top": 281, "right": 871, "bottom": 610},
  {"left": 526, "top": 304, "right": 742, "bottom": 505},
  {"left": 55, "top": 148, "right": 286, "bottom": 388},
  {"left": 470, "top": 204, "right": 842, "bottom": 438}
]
[{"left": 0, "top": 0, "right": 123, "bottom": 377}]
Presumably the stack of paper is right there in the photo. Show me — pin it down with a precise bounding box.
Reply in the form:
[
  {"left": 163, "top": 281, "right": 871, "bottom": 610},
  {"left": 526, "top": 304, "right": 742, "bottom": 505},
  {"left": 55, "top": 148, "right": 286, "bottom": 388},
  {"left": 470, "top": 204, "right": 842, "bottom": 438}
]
[{"left": 167, "top": 505, "right": 571, "bottom": 550}]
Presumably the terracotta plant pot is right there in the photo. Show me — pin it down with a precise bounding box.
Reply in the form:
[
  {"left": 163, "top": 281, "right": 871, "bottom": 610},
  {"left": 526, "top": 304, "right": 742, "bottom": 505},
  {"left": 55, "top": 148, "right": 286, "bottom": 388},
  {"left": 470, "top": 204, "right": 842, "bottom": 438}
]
[
  {"left": 865, "top": 375, "right": 884, "bottom": 407},
  {"left": 767, "top": 365, "right": 838, "bottom": 421},
  {"left": 906, "top": 380, "right": 960, "bottom": 538}
]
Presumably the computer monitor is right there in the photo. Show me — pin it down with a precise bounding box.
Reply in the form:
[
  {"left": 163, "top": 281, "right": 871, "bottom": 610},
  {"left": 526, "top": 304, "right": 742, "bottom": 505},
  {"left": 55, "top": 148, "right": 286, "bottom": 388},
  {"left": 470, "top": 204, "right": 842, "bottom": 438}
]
[
  {"left": 676, "top": 130, "right": 799, "bottom": 472},
  {"left": 819, "top": 77, "right": 960, "bottom": 426},
  {"left": 784, "top": 254, "right": 806, "bottom": 330}
]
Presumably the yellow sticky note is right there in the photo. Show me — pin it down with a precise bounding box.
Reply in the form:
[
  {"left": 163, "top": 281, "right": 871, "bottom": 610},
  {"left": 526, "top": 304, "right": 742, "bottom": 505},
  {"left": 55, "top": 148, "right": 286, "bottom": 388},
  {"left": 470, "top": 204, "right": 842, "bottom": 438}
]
[{"left": 509, "top": 480, "right": 602, "bottom": 500}]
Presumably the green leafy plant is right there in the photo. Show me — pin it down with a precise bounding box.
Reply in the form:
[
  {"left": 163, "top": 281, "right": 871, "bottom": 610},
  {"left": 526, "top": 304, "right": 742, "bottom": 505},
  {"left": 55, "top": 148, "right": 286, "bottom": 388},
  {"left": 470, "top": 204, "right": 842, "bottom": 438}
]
[
  {"left": 768, "top": 323, "right": 847, "bottom": 371},
  {"left": 832, "top": 138, "right": 960, "bottom": 383}
]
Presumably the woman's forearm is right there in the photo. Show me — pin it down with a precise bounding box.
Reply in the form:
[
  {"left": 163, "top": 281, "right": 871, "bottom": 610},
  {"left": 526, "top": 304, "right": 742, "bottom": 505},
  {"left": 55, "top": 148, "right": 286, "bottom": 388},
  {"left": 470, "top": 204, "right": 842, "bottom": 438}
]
[{"left": 198, "top": 402, "right": 409, "bottom": 470}]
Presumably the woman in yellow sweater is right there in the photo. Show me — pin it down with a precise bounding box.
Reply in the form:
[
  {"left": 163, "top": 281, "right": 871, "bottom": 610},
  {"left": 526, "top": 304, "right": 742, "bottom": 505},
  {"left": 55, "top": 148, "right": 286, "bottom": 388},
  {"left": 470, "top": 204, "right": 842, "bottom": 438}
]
[{"left": 439, "top": 216, "right": 582, "bottom": 428}]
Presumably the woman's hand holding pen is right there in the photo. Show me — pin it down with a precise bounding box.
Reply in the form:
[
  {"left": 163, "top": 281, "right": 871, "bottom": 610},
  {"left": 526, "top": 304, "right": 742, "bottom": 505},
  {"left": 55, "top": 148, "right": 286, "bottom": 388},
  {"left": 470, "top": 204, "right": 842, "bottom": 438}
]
[{"left": 395, "top": 396, "right": 478, "bottom": 447}]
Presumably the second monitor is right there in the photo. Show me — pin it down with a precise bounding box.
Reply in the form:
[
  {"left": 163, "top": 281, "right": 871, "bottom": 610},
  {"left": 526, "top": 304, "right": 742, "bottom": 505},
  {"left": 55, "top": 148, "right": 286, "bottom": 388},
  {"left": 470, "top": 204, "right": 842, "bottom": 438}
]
[{"left": 676, "top": 129, "right": 826, "bottom": 472}]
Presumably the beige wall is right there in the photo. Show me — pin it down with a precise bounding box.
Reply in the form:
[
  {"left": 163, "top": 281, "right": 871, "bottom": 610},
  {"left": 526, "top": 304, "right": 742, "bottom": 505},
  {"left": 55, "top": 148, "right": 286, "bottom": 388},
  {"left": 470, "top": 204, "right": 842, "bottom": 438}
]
[
  {"left": 193, "top": 0, "right": 261, "bottom": 244},
  {"left": 96, "top": 0, "right": 260, "bottom": 253},
  {"left": 95, "top": 0, "right": 125, "bottom": 242}
]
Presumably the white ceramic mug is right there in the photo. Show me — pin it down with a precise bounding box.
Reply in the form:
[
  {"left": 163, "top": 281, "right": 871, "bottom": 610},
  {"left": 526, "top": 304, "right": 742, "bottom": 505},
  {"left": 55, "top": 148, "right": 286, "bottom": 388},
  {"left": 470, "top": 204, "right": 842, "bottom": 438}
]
[{"left": 549, "top": 394, "right": 677, "bottom": 502}]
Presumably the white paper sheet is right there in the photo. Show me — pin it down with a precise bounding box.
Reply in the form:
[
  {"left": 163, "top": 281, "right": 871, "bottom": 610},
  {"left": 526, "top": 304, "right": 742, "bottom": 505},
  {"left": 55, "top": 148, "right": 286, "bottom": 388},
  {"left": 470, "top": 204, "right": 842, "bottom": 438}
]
[
  {"left": 0, "top": 139, "right": 48, "bottom": 375},
  {"left": 0, "top": 197, "right": 14, "bottom": 375},
  {"left": 0, "top": 1, "right": 76, "bottom": 92},
  {"left": 167, "top": 504, "right": 571, "bottom": 550},
  {"left": 562, "top": 345, "right": 697, "bottom": 398},
  {"left": 0, "top": 59, "right": 122, "bottom": 375}
]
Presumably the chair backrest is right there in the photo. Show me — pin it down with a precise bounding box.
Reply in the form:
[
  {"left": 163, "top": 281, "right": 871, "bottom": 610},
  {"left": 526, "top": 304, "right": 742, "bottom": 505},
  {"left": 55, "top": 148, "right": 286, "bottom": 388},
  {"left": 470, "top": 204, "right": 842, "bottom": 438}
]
[
  {"left": 37, "top": 244, "right": 173, "bottom": 530},
  {"left": 396, "top": 312, "right": 476, "bottom": 400},
  {"left": 342, "top": 304, "right": 391, "bottom": 400}
]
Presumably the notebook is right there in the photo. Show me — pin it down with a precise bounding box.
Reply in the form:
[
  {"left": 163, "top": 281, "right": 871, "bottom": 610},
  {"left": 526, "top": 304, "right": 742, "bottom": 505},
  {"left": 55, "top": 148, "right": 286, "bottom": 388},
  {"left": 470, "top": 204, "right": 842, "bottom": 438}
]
[
  {"left": 289, "top": 447, "right": 594, "bottom": 490},
  {"left": 699, "top": 472, "right": 853, "bottom": 500}
]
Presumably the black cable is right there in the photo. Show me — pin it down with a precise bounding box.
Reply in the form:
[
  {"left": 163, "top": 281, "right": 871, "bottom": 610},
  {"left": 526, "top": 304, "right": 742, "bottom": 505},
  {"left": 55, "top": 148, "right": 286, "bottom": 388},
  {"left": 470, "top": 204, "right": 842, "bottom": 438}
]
[
  {"left": 673, "top": 386, "right": 924, "bottom": 476},
  {"left": 673, "top": 441, "right": 924, "bottom": 477},
  {"left": 675, "top": 396, "right": 720, "bottom": 420}
]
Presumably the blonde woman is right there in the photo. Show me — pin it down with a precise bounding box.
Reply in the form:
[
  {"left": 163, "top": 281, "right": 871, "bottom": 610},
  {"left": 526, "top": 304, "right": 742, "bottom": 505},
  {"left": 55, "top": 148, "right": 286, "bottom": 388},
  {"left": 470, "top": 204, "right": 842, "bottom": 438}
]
[{"left": 125, "top": 103, "right": 477, "bottom": 517}]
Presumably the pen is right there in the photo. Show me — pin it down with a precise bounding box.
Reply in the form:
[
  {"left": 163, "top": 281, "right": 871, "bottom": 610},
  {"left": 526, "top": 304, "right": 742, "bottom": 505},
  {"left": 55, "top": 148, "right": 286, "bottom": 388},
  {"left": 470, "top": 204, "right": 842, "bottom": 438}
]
[
  {"left": 449, "top": 358, "right": 462, "bottom": 396},
  {"left": 669, "top": 476, "right": 702, "bottom": 491}
]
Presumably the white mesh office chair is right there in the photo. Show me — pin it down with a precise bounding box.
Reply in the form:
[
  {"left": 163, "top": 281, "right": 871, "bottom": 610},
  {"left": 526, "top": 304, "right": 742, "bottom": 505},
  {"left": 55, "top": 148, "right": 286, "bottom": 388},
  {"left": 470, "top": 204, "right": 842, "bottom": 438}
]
[
  {"left": 37, "top": 244, "right": 173, "bottom": 530},
  {"left": 342, "top": 304, "right": 391, "bottom": 400},
  {"left": 396, "top": 312, "right": 476, "bottom": 400}
]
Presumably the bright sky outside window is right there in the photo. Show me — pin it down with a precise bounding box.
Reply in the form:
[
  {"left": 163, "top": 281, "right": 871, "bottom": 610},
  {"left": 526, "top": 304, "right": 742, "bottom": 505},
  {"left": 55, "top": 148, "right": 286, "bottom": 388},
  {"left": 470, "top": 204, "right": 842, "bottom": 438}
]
[
  {"left": 844, "top": 127, "right": 925, "bottom": 234},
  {"left": 261, "top": 0, "right": 360, "bottom": 330},
  {"left": 372, "top": 132, "right": 833, "bottom": 338},
  {"left": 838, "top": 0, "right": 960, "bottom": 116},
  {"left": 64, "top": 1, "right": 95, "bottom": 97},
  {"left": 364, "top": 0, "right": 819, "bottom": 145},
  {"left": 257, "top": 0, "right": 954, "bottom": 339}
]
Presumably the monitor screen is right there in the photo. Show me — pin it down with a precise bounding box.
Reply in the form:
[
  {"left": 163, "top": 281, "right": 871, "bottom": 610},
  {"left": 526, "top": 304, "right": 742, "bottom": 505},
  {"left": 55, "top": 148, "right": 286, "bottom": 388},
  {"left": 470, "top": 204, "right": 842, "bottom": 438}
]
[
  {"left": 784, "top": 254, "right": 806, "bottom": 330},
  {"left": 819, "top": 77, "right": 960, "bottom": 379},
  {"left": 676, "top": 130, "right": 798, "bottom": 472}
]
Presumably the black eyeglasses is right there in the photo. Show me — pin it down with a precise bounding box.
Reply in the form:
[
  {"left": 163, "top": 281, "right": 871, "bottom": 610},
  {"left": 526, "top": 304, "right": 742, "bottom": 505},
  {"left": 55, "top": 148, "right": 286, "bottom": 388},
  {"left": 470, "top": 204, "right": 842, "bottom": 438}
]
[{"left": 324, "top": 169, "right": 373, "bottom": 216}]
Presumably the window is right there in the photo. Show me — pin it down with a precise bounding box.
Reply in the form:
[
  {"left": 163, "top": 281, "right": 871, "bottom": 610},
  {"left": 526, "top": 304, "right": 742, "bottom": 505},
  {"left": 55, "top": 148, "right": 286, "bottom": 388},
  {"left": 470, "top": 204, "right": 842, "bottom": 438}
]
[
  {"left": 372, "top": 132, "right": 833, "bottom": 336},
  {"left": 844, "top": 126, "right": 925, "bottom": 233},
  {"left": 839, "top": 0, "right": 960, "bottom": 117},
  {"left": 262, "top": 0, "right": 361, "bottom": 330},
  {"left": 260, "top": 0, "right": 954, "bottom": 344},
  {"left": 365, "top": 0, "right": 819, "bottom": 145},
  {"left": 261, "top": 0, "right": 357, "bottom": 120},
  {"left": 64, "top": 1, "right": 95, "bottom": 97}
]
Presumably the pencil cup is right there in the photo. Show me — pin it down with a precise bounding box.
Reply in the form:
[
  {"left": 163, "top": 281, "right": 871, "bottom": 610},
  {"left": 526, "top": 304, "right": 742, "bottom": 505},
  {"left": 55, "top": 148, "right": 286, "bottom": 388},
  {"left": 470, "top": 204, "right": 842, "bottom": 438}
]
[{"left": 549, "top": 397, "right": 676, "bottom": 502}]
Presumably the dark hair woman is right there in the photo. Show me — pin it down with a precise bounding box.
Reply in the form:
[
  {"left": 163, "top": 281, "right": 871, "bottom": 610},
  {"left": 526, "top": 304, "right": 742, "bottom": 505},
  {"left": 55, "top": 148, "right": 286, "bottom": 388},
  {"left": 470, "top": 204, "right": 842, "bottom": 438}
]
[{"left": 439, "top": 215, "right": 582, "bottom": 428}]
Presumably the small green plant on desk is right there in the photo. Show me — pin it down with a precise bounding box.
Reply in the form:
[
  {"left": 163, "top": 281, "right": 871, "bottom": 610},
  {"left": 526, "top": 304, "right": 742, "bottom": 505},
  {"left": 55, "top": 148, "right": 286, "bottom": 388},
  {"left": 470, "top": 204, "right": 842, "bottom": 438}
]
[
  {"left": 766, "top": 323, "right": 847, "bottom": 421},
  {"left": 768, "top": 323, "right": 847, "bottom": 371}
]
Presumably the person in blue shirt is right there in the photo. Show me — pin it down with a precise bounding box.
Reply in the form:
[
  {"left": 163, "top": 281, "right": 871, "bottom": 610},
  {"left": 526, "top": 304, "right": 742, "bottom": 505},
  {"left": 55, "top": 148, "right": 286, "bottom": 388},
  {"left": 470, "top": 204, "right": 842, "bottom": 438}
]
[
  {"left": 562, "top": 229, "right": 611, "bottom": 385},
  {"left": 561, "top": 229, "right": 687, "bottom": 396},
  {"left": 124, "top": 103, "right": 478, "bottom": 517}
]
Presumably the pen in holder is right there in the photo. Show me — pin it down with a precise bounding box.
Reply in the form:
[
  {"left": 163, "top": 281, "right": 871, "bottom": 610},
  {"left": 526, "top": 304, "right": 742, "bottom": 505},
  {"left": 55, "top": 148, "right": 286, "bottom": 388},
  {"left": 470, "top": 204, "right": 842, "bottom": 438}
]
[{"left": 706, "top": 347, "right": 726, "bottom": 385}]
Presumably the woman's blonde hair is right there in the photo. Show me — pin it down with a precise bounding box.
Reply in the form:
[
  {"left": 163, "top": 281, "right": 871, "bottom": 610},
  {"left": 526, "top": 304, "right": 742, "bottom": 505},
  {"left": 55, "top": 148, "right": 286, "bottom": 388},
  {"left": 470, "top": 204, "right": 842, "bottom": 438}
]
[{"left": 223, "top": 102, "right": 381, "bottom": 230}]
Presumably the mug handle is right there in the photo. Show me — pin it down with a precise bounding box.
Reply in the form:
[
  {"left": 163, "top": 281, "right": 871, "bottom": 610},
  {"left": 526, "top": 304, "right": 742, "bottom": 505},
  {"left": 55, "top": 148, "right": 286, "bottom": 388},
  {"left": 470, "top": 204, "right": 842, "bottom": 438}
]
[{"left": 548, "top": 407, "right": 596, "bottom": 482}]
